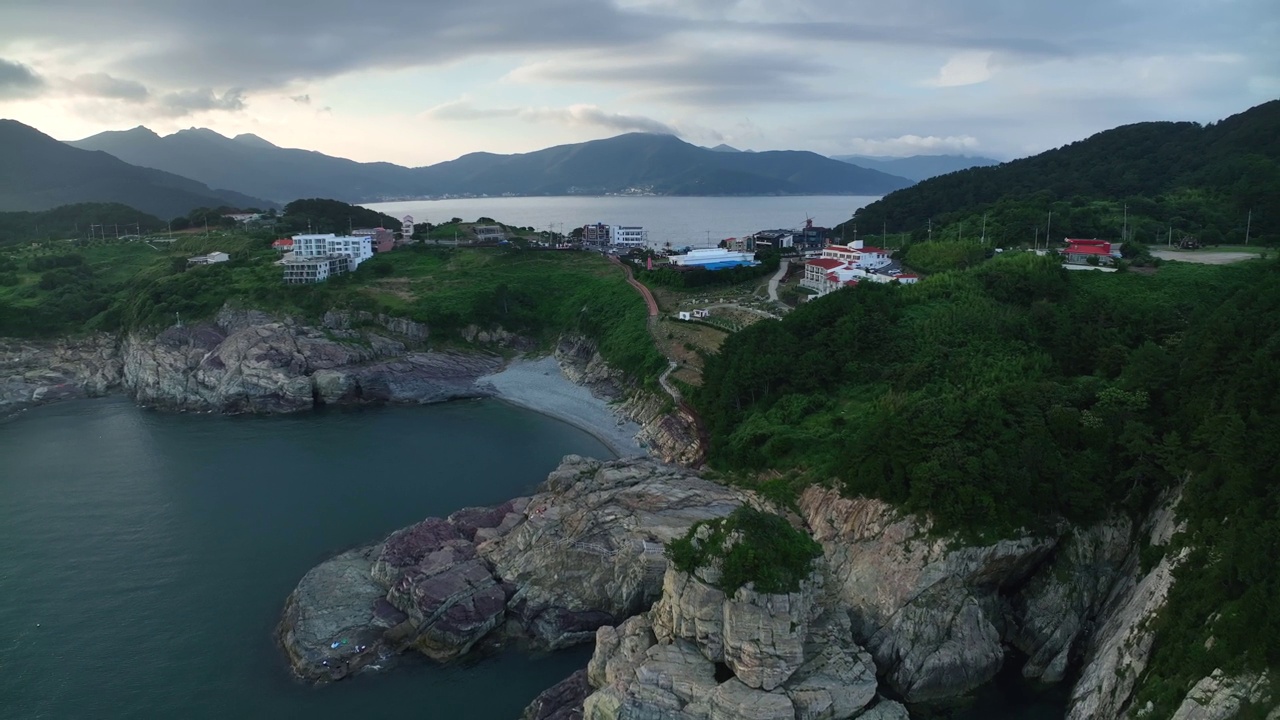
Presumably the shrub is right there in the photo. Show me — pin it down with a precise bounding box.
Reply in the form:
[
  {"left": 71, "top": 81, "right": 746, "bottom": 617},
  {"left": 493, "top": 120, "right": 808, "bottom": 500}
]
[{"left": 666, "top": 507, "right": 822, "bottom": 594}]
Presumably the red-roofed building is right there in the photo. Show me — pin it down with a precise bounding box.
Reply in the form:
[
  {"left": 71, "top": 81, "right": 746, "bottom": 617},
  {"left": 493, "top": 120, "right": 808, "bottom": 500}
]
[
  {"left": 272, "top": 238, "right": 293, "bottom": 253},
  {"left": 1062, "top": 238, "right": 1120, "bottom": 265}
]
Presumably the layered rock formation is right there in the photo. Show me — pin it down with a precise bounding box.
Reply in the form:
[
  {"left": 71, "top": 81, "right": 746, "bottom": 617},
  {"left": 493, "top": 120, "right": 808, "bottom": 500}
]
[
  {"left": 798, "top": 487, "right": 1057, "bottom": 703},
  {"left": 278, "top": 456, "right": 745, "bottom": 682},
  {"left": 580, "top": 565, "right": 900, "bottom": 720},
  {"left": 1, "top": 305, "right": 502, "bottom": 416},
  {"left": 0, "top": 333, "right": 122, "bottom": 417}
]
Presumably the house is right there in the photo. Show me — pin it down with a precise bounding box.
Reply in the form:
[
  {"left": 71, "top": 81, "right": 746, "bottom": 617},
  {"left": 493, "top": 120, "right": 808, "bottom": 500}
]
[
  {"left": 821, "top": 240, "right": 891, "bottom": 269},
  {"left": 353, "top": 227, "right": 396, "bottom": 253},
  {"left": 751, "top": 230, "right": 795, "bottom": 251},
  {"left": 187, "top": 251, "right": 230, "bottom": 265},
  {"left": 583, "top": 223, "right": 612, "bottom": 245},
  {"left": 613, "top": 226, "right": 649, "bottom": 248},
  {"left": 291, "top": 233, "right": 374, "bottom": 270},
  {"left": 223, "top": 213, "right": 262, "bottom": 223},
  {"left": 793, "top": 219, "right": 829, "bottom": 252},
  {"left": 669, "top": 248, "right": 759, "bottom": 270},
  {"left": 282, "top": 255, "right": 350, "bottom": 284},
  {"left": 1062, "top": 238, "right": 1122, "bottom": 265},
  {"left": 677, "top": 309, "right": 711, "bottom": 321},
  {"left": 271, "top": 238, "right": 294, "bottom": 253},
  {"left": 802, "top": 257, "right": 918, "bottom": 297},
  {"left": 473, "top": 225, "right": 506, "bottom": 242},
  {"left": 401, "top": 215, "right": 415, "bottom": 242}
]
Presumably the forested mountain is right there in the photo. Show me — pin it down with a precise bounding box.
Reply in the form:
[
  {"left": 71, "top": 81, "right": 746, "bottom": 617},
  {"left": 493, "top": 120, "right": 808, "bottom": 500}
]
[
  {"left": 70, "top": 127, "right": 421, "bottom": 205},
  {"left": 845, "top": 100, "right": 1280, "bottom": 247},
  {"left": 829, "top": 154, "right": 1000, "bottom": 181},
  {"left": 71, "top": 128, "right": 915, "bottom": 201},
  {"left": 0, "top": 121, "right": 273, "bottom": 219}
]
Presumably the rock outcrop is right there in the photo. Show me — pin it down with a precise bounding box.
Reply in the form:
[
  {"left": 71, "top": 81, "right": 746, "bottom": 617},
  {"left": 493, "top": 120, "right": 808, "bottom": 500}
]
[
  {"left": 555, "top": 334, "right": 703, "bottom": 466},
  {"left": 1066, "top": 488, "right": 1186, "bottom": 720},
  {"left": 581, "top": 566, "right": 879, "bottom": 720},
  {"left": 798, "top": 487, "right": 1055, "bottom": 703},
  {"left": 0, "top": 333, "right": 122, "bottom": 417},
  {"left": 1168, "top": 669, "right": 1275, "bottom": 720},
  {"left": 278, "top": 456, "right": 745, "bottom": 682},
  {"left": 2, "top": 304, "right": 505, "bottom": 417},
  {"left": 1007, "top": 516, "right": 1133, "bottom": 683}
]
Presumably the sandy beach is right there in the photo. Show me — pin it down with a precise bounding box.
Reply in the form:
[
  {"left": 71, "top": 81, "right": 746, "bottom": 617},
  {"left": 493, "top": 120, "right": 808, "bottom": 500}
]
[{"left": 477, "top": 355, "right": 646, "bottom": 458}]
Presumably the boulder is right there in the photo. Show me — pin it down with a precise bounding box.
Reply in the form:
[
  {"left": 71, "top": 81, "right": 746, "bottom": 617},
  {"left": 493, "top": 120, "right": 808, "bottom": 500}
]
[
  {"left": 522, "top": 669, "right": 593, "bottom": 720},
  {"left": 708, "top": 679, "right": 794, "bottom": 720},
  {"left": 1170, "top": 669, "right": 1275, "bottom": 720}
]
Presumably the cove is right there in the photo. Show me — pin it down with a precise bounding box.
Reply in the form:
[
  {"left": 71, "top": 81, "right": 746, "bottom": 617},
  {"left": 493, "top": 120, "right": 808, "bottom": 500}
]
[{"left": 0, "top": 397, "right": 607, "bottom": 719}]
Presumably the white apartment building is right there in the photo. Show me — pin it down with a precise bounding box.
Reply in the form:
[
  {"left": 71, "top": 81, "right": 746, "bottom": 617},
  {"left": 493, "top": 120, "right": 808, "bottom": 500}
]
[
  {"left": 282, "top": 256, "right": 351, "bottom": 284},
  {"left": 613, "top": 226, "right": 648, "bottom": 247},
  {"left": 291, "top": 234, "right": 374, "bottom": 270}
]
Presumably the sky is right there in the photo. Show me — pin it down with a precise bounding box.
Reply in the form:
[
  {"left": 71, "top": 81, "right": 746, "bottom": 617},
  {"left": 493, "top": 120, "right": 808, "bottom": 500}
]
[{"left": 0, "top": 0, "right": 1275, "bottom": 166}]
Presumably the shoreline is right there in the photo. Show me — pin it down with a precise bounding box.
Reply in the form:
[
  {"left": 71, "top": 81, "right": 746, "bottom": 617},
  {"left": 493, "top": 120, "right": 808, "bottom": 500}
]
[{"left": 477, "top": 355, "right": 646, "bottom": 458}]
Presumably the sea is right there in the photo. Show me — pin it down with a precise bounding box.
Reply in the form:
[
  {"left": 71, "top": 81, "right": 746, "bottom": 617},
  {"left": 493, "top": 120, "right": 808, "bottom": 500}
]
[
  {"left": 0, "top": 396, "right": 1070, "bottom": 719},
  {"left": 365, "top": 195, "right": 880, "bottom": 249},
  {"left": 0, "top": 398, "right": 605, "bottom": 719}
]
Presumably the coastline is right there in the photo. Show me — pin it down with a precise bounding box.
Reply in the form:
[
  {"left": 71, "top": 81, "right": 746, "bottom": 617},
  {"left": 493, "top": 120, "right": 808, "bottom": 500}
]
[{"left": 477, "top": 355, "right": 646, "bottom": 458}]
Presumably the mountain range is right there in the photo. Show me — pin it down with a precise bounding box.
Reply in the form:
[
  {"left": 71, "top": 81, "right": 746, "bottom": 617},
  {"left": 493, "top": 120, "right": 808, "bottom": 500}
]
[
  {"left": 829, "top": 154, "right": 1001, "bottom": 181},
  {"left": 69, "top": 129, "right": 915, "bottom": 204},
  {"left": 0, "top": 121, "right": 273, "bottom": 219}
]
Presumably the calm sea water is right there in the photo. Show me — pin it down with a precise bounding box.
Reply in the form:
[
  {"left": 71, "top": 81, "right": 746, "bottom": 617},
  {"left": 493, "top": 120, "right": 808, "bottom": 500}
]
[
  {"left": 366, "top": 195, "right": 879, "bottom": 249},
  {"left": 0, "top": 398, "right": 605, "bottom": 719},
  {"left": 0, "top": 397, "right": 1067, "bottom": 719}
]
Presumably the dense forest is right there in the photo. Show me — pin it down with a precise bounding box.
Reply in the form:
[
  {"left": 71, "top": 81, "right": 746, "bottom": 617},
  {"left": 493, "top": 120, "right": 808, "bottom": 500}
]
[
  {"left": 841, "top": 100, "right": 1279, "bottom": 249},
  {"left": 694, "top": 256, "right": 1279, "bottom": 715}
]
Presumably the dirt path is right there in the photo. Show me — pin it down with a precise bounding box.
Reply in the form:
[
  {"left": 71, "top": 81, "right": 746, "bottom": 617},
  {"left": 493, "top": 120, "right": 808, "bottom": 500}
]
[
  {"left": 767, "top": 259, "right": 789, "bottom": 303},
  {"left": 1151, "top": 250, "right": 1261, "bottom": 265}
]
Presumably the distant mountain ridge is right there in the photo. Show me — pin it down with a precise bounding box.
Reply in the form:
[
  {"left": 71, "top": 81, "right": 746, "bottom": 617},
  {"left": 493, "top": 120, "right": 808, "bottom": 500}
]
[
  {"left": 829, "top": 154, "right": 1001, "bottom": 181},
  {"left": 0, "top": 120, "right": 273, "bottom": 219},
  {"left": 70, "top": 129, "right": 915, "bottom": 203}
]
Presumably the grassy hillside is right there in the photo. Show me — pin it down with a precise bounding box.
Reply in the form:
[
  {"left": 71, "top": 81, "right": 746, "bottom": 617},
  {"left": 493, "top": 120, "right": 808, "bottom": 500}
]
[
  {"left": 0, "top": 230, "right": 663, "bottom": 382},
  {"left": 695, "top": 256, "right": 1280, "bottom": 715}
]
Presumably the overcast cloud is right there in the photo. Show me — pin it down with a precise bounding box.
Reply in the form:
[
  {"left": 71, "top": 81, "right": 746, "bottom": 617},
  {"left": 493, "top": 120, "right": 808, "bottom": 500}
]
[{"left": 0, "top": 0, "right": 1273, "bottom": 164}]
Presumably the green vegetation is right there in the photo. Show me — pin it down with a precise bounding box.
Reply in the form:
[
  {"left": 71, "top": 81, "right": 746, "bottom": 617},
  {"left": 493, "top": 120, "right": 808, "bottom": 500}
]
[
  {"left": 666, "top": 506, "right": 823, "bottom": 594},
  {"left": 843, "top": 100, "right": 1279, "bottom": 250},
  {"left": 0, "top": 203, "right": 664, "bottom": 384},
  {"left": 902, "top": 240, "right": 989, "bottom": 273},
  {"left": 695, "top": 255, "right": 1280, "bottom": 713},
  {"left": 0, "top": 203, "right": 166, "bottom": 247}
]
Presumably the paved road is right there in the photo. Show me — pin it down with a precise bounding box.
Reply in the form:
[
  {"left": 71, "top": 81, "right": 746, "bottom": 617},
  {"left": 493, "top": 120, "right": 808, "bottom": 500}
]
[{"left": 767, "top": 259, "right": 790, "bottom": 302}]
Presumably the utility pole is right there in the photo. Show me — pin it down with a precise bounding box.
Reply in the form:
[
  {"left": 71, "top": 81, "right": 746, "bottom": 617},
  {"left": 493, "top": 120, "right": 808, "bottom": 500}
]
[
  {"left": 1168, "top": 225, "right": 1172, "bottom": 248},
  {"left": 928, "top": 218, "right": 932, "bottom": 241},
  {"left": 1245, "top": 210, "right": 1252, "bottom": 245},
  {"left": 1034, "top": 227, "right": 1039, "bottom": 249},
  {"left": 1122, "top": 204, "right": 1128, "bottom": 242},
  {"left": 959, "top": 221, "right": 963, "bottom": 243},
  {"left": 1045, "top": 211, "right": 1052, "bottom": 248},
  {"left": 980, "top": 214, "right": 987, "bottom": 244}
]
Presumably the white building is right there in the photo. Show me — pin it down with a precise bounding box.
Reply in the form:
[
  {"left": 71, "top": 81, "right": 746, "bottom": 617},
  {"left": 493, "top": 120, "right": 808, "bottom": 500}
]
[
  {"left": 802, "top": 257, "right": 918, "bottom": 297},
  {"left": 613, "top": 226, "right": 648, "bottom": 247},
  {"left": 291, "top": 234, "right": 374, "bottom": 270},
  {"left": 187, "top": 251, "right": 230, "bottom": 265},
  {"left": 669, "top": 248, "right": 759, "bottom": 269},
  {"left": 282, "top": 256, "right": 350, "bottom": 284},
  {"left": 821, "top": 240, "right": 891, "bottom": 269}
]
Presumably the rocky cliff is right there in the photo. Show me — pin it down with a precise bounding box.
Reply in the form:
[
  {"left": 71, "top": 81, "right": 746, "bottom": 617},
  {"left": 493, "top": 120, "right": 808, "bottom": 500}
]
[
  {"left": 278, "top": 456, "right": 746, "bottom": 682},
  {"left": 1, "top": 305, "right": 500, "bottom": 417},
  {"left": 555, "top": 334, "right": 704, "bottom": 466}
]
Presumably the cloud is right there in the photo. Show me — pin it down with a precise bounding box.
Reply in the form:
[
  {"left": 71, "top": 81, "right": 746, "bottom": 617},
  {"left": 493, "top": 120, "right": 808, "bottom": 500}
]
[
  {"left": 65, "top": 73, "right": 150, "bottom": 101},
  {"left": 426, "top": 99, "right": 679, "bottom": 135},
  {"left": 290, "top": 94, "right": 311, "bottom": 104},
  {"left": 0, "top": 58, "right": 44, "bottom": 98},
  {"left": 154, "top": 88, "right": 246, "bottom": 116},
  {"left": 930, "top": 51, "right": 995, "bottom": 87},
  {"left": 844, "top": 134, "right": 981, "bottom": 157}
]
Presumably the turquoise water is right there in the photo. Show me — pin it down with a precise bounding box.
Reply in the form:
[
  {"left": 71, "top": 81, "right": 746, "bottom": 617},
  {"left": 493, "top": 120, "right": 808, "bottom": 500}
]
[{"left": 0, "top": 398, "right": 604, "bottom": 719}]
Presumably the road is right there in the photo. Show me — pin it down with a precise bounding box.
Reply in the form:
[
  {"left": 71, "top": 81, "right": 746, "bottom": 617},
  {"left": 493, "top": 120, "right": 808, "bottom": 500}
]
[
  {"left": 1151, "top": 250, "right": 1260, "bottom": 265},
  {"left": 766, "top": 259, "right": 790, "bottom": 303},
  {"left": 608, "top": 255, "right": 658, "bottom": 317}
]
